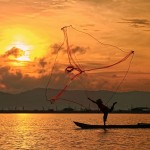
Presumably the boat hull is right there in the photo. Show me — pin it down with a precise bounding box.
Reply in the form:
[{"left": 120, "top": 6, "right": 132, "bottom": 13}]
[{"left": 73, "top": 121, "right": 150, "bottom": 129}]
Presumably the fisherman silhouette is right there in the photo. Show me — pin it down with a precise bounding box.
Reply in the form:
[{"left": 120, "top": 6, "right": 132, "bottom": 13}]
[{"left": 88, "top": 98, "right": 117, "bottom": 128}]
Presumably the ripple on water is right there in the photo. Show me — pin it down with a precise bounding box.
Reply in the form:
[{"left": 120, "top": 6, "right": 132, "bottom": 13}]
[{"left": 0, "top": 114, "right": 149, "bottom": 150}]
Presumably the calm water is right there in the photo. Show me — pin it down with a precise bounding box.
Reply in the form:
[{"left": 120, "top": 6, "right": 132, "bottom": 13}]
[{"left": 0, "top": 114, "right": 149, "bottom": 150}]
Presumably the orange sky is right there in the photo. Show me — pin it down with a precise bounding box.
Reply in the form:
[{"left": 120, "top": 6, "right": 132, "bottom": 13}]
[{"left": 0, "top": 0, "right": 150, "bottom": 93}]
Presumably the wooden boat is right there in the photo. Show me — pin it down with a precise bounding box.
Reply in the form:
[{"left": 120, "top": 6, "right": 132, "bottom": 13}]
[{"left": 73, "top": 121, "right": 150, "bottom": 129}]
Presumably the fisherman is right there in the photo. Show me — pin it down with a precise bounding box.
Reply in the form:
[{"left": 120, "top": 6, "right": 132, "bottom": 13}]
[{"left": 88, "top": 98, "right": 117, "bottom": 128}]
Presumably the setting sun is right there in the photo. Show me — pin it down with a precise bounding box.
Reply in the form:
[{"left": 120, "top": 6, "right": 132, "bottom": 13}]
[
  {"left": 6, "top": 41, "right": 31, "bottom": 62},
  {"left": 9, "top": 41, "right": 30, "bottom": 51},
  {"left": 0, "top": 26, "right": 49, "bottom": 63}
]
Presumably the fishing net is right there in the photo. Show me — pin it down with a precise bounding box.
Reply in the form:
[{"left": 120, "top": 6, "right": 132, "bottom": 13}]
[{"left": 46, "top": 25, "right": 134, "bottom": 108}]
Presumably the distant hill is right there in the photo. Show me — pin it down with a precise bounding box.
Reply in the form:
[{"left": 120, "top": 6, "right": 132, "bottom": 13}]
[{"left": 0, "top": 88, "right": 149, "bottom": 110}]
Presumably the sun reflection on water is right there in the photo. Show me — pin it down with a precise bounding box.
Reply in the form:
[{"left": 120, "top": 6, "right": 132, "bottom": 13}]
[
  {"left": 0, "top": 114, "right": 149, "bottom": 149},
  {"left": 12, "top": 114, "right": 36, "bottom": 149}
]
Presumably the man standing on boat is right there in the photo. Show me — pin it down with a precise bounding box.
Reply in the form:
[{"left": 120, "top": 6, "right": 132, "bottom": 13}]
[{"left": 88, "top": 98, "right": 117, "bottom": 127}]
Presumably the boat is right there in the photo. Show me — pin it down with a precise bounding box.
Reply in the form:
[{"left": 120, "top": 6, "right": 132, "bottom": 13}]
[{"left": 73, "top": 121, "right": 150, "bottom": 129}]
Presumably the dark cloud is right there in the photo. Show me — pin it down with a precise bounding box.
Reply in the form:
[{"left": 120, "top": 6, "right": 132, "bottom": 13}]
[
  {"left": 0, "top": 66, "right": 10, "bottom": 72},
  {"left": 50, "top": 43, "right": 64, "bottom": 54},
  {"left": 119, "top": 18, "right": 150, "bottom": 28},
  {"left": 71, "top": 46, "right": 88, "bottom": 54},
  {"left": 0, "top": 63, "right": 149, "bottom": 93},
  {"left": 2, "top": 47, "right": 24, "bottom": 58},
  {"left": 37, "top": 69, "right": 47, "bottom": 74},
  {"left": 38, "top": 57, "right": 47, "bottom": 68},
  {"left": 50, "top": 43, "right": 88, "bottom": 55},
  {"left": 0, "top": 66, "right": 44, "bottom": 93}
]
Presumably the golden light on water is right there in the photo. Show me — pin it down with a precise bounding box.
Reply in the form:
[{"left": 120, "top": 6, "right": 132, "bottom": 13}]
[{"left": 17, "top": 113, "right": 29, "bottom": 117}]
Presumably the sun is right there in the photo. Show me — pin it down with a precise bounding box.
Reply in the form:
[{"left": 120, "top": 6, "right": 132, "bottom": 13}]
[
  {"left": 7, "top": 41, "right": 31, "bottom": 62},
  {"left": 14, "top": 41, "right": 31, "bottom": 62},
  {"left": 0, "top": 25, "right": 53, "bottom": 77},
  {"left": 14, "top": 41, "right": 29, "bottom": 51},
  {"left": 1, "top": 26, "right": 51, "bottom": 66}
]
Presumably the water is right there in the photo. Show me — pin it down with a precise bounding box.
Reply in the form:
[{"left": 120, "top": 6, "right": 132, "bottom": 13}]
[{"left": 0, "top": 114, "right": 149, "bottom": 150}]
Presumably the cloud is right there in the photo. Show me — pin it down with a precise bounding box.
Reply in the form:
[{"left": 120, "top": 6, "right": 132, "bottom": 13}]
[
  {"left": 50, "top": 43, "right": 88, "bottom": 55},
  {"left": 0, "top": 63, "right": 150, "bottom": 93},
  {"left": 0, "top": 66, "right": 43, "bottom": 93},
  {"left": 119, "top": 18, "right": 150, "bottom": 28},
  {"left": 2, "top": 47, "right": 24, "bottom": 58},
  {"left": 38, "top": 57, "right": 47, "bottom": 68},
  {"left": 0, "top": 0, "right": 74, "bottom": 21},
  {"left": 50, "top": 43, "right": 64, "bottom": 55},
  {"left": 71, "top": 46, "right": 88, "bottom": 54},
  {"left": 79, "top": 24, "right": 95, "bottom": 28}
]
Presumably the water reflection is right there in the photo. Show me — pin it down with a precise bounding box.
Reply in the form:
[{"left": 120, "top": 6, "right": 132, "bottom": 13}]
[
  {"left": 12, "top": 114, "right": 36, "bottom": 149},
  {"left": 0, "top": 114, "right": 149, "bottom": 150}
]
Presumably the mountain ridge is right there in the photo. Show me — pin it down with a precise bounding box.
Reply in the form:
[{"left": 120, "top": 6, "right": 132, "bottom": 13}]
[{"left": 0, "top": 88, "right": 149, "bottom": 110}]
